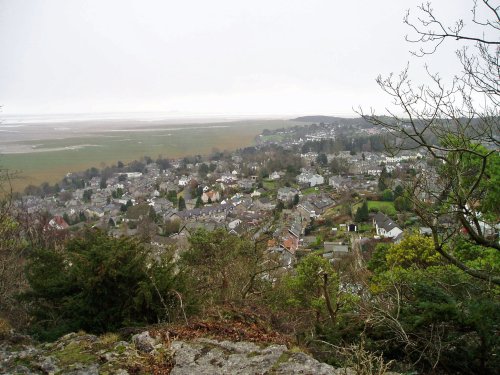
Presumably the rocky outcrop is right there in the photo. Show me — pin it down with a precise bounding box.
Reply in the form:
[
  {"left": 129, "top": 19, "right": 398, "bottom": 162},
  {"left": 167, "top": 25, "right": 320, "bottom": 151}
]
[
  {"left": 171, "top": 338, "right": 344, "bottom": 375},
  {"left": 0, "top": 330, "right": 396, "bottom": 374},
  {"left": 0, "top": 331, "right": 172, "bottom": 374}
]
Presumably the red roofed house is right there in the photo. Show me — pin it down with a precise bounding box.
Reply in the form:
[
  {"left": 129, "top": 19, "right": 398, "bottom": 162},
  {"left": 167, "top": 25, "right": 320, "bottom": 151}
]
[
  {"left": 201, "top": 190, "right": 220, "bottom": 204},
  {"left": 48, "top": 215, "right": 70, "bottom": 230}
]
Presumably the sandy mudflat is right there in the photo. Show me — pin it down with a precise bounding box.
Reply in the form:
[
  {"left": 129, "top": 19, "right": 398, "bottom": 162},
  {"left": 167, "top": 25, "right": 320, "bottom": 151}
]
[
  {"left": 0, "top": 143, "right": 103, "bottom": 154},
  {"left": 0, "top": 118, "right": 240, "bottom": 154}
]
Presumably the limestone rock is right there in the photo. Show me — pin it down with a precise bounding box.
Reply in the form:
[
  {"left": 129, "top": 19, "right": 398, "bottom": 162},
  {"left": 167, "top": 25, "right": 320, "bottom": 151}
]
[
  {"left": 65, "top": 363, "right": 99, "bottom": 375},
  {"left": 1, "top": 330, "right": 398, "bottom": 374},
  {"left": 170, "top": 338, "right": 341, "bottom": 375},
  {"left": 38, "top": 356, "right": 59, "bottom": 374},
  {"left": 10, "top": 365, "right": 37, "bottom": 375},
  {"left": 132, "top": 331, "right": 156, "bottom": 353}
]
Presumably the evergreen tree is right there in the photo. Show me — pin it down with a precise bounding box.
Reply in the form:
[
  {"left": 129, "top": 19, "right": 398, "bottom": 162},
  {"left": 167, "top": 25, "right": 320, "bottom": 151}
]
[
  {"left": 195, "top": 196, "right": 203, "bottom": 208},
  {"left": 82, "top": 189, "right": 92, "bottom": 203},
  {"left": 62, "top": 213, "right": 71, "bottom": 226},
  {"left": 148, "top": 206, "right": 157, "bottom": 222},
  {"left": 316, "top": 153, "right": 328, "bottom": 166},
  {"left": 355, "top": 200, "right": 369, "bottom": 222},
  {"left": 382, "top": 189, "right": 394, "bottom": 202},
  {"left": 275, "top": 201, "right": 284, "bottom": 212},
  {"left": 378, "top": 167, "right": 389, "bottom": 192},
  {"left": 178, "top": 196, "right": 186, "bottom": 211},
  {"left": 198, "top": 163, "right": 209, "bottom": 178},
  {"left": 167, "top": 190, "right": 178, "bottom": 205},
  {"left": 393, "top": 185, "right": 404, "bottom": 199},
  {"left": 100, "top": 177, "right": 107, "bottom": 189},
  {"left": 23, "top": 229, "right": 190, "bottom": 340}
]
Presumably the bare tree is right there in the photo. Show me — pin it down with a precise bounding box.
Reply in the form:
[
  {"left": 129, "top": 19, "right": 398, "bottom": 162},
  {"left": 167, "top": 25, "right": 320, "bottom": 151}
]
[
  {"left": 360, "top": 1, "right": 499, "bottom": 285},
  {"left": 405, "top": 1, "right": 499, "bottom": 105},
  {"left": 0, "top": 169, "right": 29, "bottom": 326}
]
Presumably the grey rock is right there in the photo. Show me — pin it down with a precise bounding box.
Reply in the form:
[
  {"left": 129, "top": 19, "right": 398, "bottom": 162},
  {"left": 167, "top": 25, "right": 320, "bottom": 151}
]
[
  {"left": 65, "top": 363, "right": 99, "bottom": 375},
  {"left": 170, "top": 339, "right": 340, "bottom": 375},
  {"left": 274, "top": 352, "right": 343, "bottom": 374},
  {"left": 16, "top": 346, "right": 39, "bottom": 359},
  {"left": 101, "top": 351, "right": 115, "bottom": 362},
  {"left": 39, "top": 356, "right": 59, "bottom": 374},
  {"left": 10, "top": 364, "right": 37, "bottom": 374},
  {"left": 59, "top": 332, "right": 78, "bottom": 341},
  {"left": 2, "top": 331, "right": 386, "bottom": 375},
  {"left": 132, "top": 331, "right": 156, "bottom": 353},
  {"left": 74, "top": 334, "right": 98, "bottom": 343}
]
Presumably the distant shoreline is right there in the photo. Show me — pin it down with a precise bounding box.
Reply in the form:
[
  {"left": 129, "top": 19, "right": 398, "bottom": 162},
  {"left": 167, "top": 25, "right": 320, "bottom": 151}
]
[
  {"left": 0, "top": 119, "right": 284, "bottom": 148},
  {"left": 1, "top": 113, "right": 292, "bottom": 125}
]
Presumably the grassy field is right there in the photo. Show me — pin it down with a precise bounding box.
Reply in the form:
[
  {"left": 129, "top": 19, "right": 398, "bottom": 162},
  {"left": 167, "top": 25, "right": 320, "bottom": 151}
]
[
  {"left": 353, "top": 200, "right": 396, "bottom": 216},
  {"left": 262, "top": 179, "right": 277, "bottom": 191},
  {"left": 301, "top": 186, "right": 319, "bottom": 195},
  {"left": 1, "top": 119, "right": 297, "bottom": 191},
  {"left": 258, "top": 134, "right": 285, "bottom": 143}
]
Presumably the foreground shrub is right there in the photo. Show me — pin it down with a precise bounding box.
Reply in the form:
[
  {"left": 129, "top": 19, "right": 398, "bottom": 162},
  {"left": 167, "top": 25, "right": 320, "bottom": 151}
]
[{"left": 23, "top": 229, "right": 191, "bottom": 340}]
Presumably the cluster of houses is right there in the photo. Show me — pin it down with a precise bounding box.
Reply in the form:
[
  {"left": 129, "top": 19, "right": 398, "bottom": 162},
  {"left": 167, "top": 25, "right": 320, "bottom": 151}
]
[
  {"left": 15, "top": 130, "right": 432, "bottom": 269},
  {"left": 13, "top": 117, "right": 498, "bottom": 283}
]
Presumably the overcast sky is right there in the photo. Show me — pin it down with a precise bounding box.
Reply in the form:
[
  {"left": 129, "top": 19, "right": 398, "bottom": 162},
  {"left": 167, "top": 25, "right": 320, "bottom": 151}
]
[{"left": 0, "top": 0, "right": 479, "bottom": 118}]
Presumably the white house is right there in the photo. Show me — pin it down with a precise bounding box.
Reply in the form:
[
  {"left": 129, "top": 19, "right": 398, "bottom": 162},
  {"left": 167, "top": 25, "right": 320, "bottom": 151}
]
[
  {"left": 228, "top": 219, "right": 242, "bottom": 230},
  {"left": 373, "top": 212, "right": 403, "bottom": 239},
  {"left": 125, "top": 172, "right": 143, "bottom": 179},
  {"left": 269, "top": 171, "right": 281, "bottom": 180},
  {"left": 250, "top": 189, "right": 262, "bottom": 198},
  {"left": 178, "top": 175, "right": 192, "bottom": 187},
  {"left": 367, "top": 169, "right": 382, "bottom": 176},
  {"left": 277, "top": 187, "right": 299, "bottom": 202},
  {"left": 297, "top": 172, "right": 324, "bottom": 187}
]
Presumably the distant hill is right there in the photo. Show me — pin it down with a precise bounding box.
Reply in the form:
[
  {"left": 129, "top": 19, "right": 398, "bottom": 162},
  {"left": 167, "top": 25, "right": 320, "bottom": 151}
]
[
  {"left": 291, "top": 115, "right": 375, "bottom": 126},
  {"left": 291, "top": 115, "right": 400, "bottom": 127},
  {"left": 291, "top": 115, "right": 343, "bottom": 123}
]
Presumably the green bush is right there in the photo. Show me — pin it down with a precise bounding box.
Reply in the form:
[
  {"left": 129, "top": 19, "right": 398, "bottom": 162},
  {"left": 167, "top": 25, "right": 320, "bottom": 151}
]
[
  {"left": 368, "top": 238, "right": 500, "bottom": 374},
  {"left": 23, "top": 229, "right": 191, "bottom": 340}
]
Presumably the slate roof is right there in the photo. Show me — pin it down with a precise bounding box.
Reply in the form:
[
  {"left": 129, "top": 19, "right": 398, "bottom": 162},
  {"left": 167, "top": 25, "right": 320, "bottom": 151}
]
[
  {"left": 176, "top": 204, "right": 234, "bottom": 219},
  {"left": 312, "top": 197, "right": 334, "bottom": 210},
  {"left": 298, "top": 202, "right": 316, "bottom": 214},
  {"left": 324, "top": 242, "right": 349, "bottom": 254},
  {"left": 373, "top": 212, "right": 400, "bottom": 232}
]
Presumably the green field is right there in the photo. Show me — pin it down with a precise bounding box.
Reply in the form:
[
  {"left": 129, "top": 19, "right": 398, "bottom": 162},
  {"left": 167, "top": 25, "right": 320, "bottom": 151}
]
[
  {"left": 1, "top": 120, "right": 298, "bottom": 191},
  {"left": 262, "top": 179, "right": 277, "bottom": 191},
  {"left": 301, "top": 187, "right": 319, "bottom": 195},
  {"left": 353, "top": 200, "right": 396, "bottom": 216}
]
